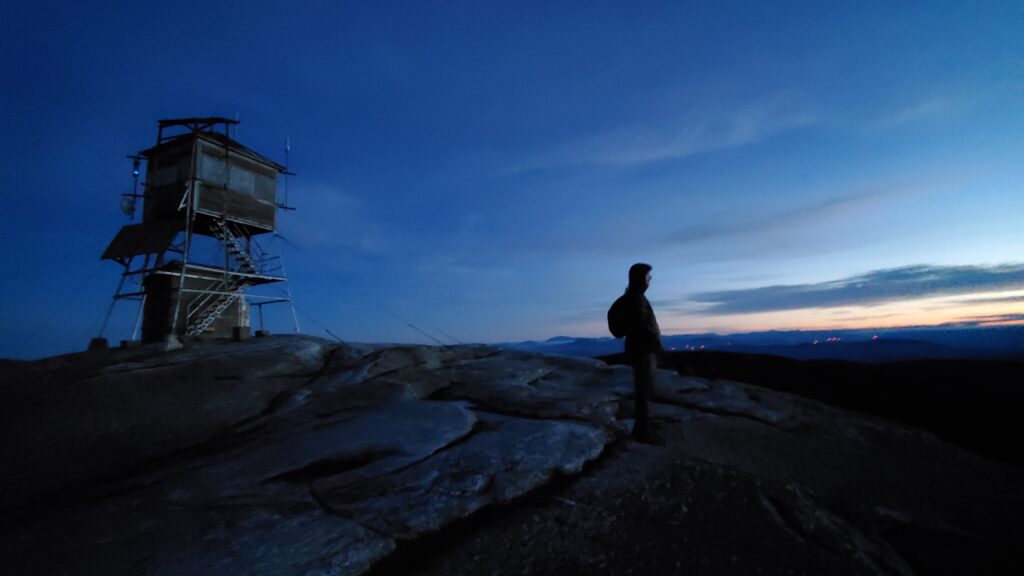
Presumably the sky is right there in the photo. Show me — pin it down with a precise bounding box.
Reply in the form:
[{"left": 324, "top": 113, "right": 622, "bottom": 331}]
[{"left": 1, "top": 1, "right": 1022, "bottom": 358}]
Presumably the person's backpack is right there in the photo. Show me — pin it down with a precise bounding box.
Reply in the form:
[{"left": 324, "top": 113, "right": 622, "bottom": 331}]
[{"left": 607, "top": 294, "right": 629, "bottom": 338}]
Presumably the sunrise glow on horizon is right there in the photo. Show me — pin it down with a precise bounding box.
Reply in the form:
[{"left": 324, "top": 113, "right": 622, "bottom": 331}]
[{"left": 671, "top": 287, "right": 1024, "bottom": 334}]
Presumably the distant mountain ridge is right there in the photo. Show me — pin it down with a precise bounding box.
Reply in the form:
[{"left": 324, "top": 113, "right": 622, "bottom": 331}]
[{"left": 500, "top": 325, "right": 1024, "bottom": 362}]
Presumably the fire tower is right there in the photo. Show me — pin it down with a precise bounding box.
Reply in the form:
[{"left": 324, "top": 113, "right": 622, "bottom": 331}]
[{"left": 101, "top": 117, "right": 296, "bottom": 343}]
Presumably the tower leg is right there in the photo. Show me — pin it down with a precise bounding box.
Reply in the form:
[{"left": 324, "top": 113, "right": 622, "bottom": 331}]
[
  {"left": 132, "top": 294, "right": 146, "bottom": 341},
  {"left": 274, "top": 236, "right": 301, "bottom": 333},
  {"left": 98, "top": 257, "right": 133, "bottom": 338}
]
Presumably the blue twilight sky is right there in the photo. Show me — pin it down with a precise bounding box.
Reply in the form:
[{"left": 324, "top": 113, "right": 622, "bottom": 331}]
[{"left": 1, "top": 1, "right": 1022, "bottom": 358}]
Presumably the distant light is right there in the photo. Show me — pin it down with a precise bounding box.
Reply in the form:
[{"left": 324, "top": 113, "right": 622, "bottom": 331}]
[
  {"left": 133, "top": 169, "right": 140, "bottom": 176},
  {"left": 872, "top": 335, "right": 879, "bottom": 340}
]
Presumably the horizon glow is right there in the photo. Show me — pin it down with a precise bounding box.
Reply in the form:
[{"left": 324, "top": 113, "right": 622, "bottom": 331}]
[{"left": 672, "top": 293, "right": 1024, "bottom": 336}]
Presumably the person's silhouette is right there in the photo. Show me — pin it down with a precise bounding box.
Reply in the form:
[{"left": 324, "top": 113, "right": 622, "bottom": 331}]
[{"left": 619, "top": 263, "right": 663, "bottom": 443}]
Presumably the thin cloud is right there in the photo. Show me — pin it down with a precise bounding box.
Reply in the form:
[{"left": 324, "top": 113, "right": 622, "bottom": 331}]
[
  {"left": 688, "top": 264, "right": 1024, "bottom": 314},
  {"left": 951, "top": 313, "right": 1024, "bottom": 326},
  {"left": 512, "top": 93, "right": 816, "bottom": 173},
  {"left": 823, "top": 312, "right": 902, "bottom": 322},
  {"left": 919, "top": 292, "right": 1024, "bottom": 311},
  {"left": 279, "top": 184, "right": 391, "bottom": 256},
  {"left": 668, "top": 192, "right": 879, "bottom": 245},
  {"left": 872, "top": 95, "right": 959, "bottom": 129},
  {"left": 953, "top": 293, "right": 1024, "bottom": 305}
]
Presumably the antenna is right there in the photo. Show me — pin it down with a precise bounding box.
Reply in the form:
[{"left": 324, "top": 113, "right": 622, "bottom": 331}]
[
  {"left": 276, "top": 138, "right": 296, "bottom": 211},
  {"left": 121, "top": 154, "right": 144, "bottom": 220}
]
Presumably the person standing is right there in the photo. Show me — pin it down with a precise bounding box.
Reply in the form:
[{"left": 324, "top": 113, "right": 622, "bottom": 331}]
[{"left": 609, "top": 262, "right": 663, "bottom": 443}]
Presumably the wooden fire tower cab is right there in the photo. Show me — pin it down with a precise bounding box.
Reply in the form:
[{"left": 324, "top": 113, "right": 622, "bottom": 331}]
[{"left": 101, "top": 117, "right": 296, "bottom": 343}]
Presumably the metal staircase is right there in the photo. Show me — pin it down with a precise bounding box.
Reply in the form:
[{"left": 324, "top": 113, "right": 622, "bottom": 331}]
[
  {"left": 185, "top": 220, "right": 260, "bottom": 336},
  {"left": 210, "top": 219, "right": 258, "bottom": 274}
]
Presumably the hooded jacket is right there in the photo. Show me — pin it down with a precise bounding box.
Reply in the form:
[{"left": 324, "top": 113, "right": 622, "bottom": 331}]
[{"left": 624, "top": 265, "right": 663, "bottom": 355}]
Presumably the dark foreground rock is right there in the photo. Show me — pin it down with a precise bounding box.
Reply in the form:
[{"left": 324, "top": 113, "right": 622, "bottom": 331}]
[{"left": 1, "top": 335, "right": 1021, "bottom": 575}]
